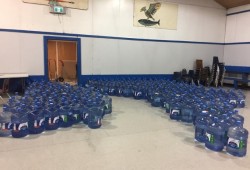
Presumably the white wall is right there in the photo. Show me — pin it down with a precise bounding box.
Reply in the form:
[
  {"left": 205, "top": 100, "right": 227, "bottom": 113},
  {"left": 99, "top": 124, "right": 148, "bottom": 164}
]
[
  {"left": 0, "top": 0, "right": 226, "bottom": 76},
  {"left": 224, "top": 5, "right": 250, "bottom": 66},
  {"left": 0, "top": 32, "right": 44, "bottom": 75},
  {"left": 82, "top": 37, "right": 224, "bottom": 75}
]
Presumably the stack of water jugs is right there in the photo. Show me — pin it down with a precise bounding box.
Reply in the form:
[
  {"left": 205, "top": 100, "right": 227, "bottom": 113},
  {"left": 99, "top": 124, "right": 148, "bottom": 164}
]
[
  {"left": 87, "top": 78, "right": 248, "bottom": 157},
  {"left": 0, "top": 81, "right": 112, "bottom": 138}
]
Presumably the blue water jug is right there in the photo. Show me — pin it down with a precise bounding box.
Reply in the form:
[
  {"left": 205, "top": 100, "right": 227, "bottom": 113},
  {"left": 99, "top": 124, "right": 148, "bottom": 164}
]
[
  {"left": 28, "top": 109, "right": 45, "bottom": 134},
  {"left": 165, "top": 99, "right": 172, "bottom": 114},
  {"left": 231, "top": 112, "right": 244, "bottom": 126},
  {"left": 181, "top": 105, "right": 194, "bottom": 123},
  {"left": 205, "top": 117, "right": 226, "bottom": 152},
  {"left": 82, "top": 100, "right": 92, "bottom": 125},
  {"left": 88, "top": 107, "right": 103, "bottom": 129},
  {"left": 151, "top": 93, "right": 162, "bottom": 107},
  {"left": 0, "top": 110, "right": 12, "bottom": 137},
  {"left": 115, "top": 87, "right": 123, "bottom": 96},
  {"left": 11, "top": 113, "right": 29, "bottom": 138},
  {"left": 108, "top": 86, "right": 116, "bottom": 96},
  {"left": 102, "top": 94, "right": 112, "bottom": 115},
  {"left": 226, "top": 121, "right": 248, "bottom": 157},
  {"left": 194, "top": 111, "right": 209, "bottom": 143},
  {"left": 44, "top": 107, "right": 60, "bottom": 131},
  {"left": 170, "top": 103, "right": 182, "bottom": 121},
  {"left": 59, "top": 105, "right": 73, "bottom": 128},
  {"left": 218, "top": 114, "right": 233, "bottom": 145},
  {"left": 71, "top": 104, "right": 82, "bottom": 124},
  {"left": 134, "top": 90, "right": 144, "bottom": 100},
  {"left": 123, "top": 87, "right": 133, "bottom": 97}
]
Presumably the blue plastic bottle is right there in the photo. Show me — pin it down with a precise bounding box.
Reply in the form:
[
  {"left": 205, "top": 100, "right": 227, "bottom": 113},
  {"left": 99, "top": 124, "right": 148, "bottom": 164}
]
[
  {"left": 102, "top": 94, "right": 112, "bottom": 115},
  {"left": 218, "top": 114, "right": 233, "bottom": 145},
  {"left": 170, "top": 103, "right": 182, "bottom": 121},
  {"left": 115, "top": 87, "right": 123, "bottom": 96},
  {"left": 82, "top": 99, "right": 93, "bottom": 125},
  {"left": 11, "top": 112, "right": 29, "bottom": 138},
  {"left": 205, "top": 117, "right": 226, "bottom": 152},
  {"left": 28, "top": 109, "right": 45, "bottom": 134},
  {"left": 108, "top": 86, "right": 116, "bottom": 96},
  {"left": 151, "top": 93, "right": 162, "bottom": 107},
  {"left": 181, "top": 104, "right": 194, "bottom": 123},
  {"left": 44, "top": 105, "right": 60, "bottom": 131},
  {"left": 229, "top": 95, "right": 238, "bottom": 108},
  {"left": 134, "top": 90, "right": 144, "bottom": 100},
  {"left": 88, "top": 106, "right": 103, "bottom": 129},
  {"left": 236, "top": 91, "right": 245, "bottom": 108},
  {"left": 231, "top": 112, "right": 244, "bottom": 125},
  {"left": 59, "top": 104, "right": 73, "bottom": 128},
  {"left": 71, "top": 103, "right": 82, "bottom": 124},
  {"left": 165, "top": 98, "right": 173, "bottom": 114},
  {"left": 123, "top": 86, "right": 133, "bottom": 97},
  {"left": 194, "top": 111, "right": 209, "bottom": 143},
  {"left": 226, "top": 121, "right": 248, "bottom": 157},
  {"left": 0, "top": 110, "right": 12, "bottom": 137}
]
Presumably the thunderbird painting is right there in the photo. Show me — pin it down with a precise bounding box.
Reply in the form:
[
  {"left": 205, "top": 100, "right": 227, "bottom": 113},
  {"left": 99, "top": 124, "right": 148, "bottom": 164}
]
[
  {"left": 134, "top": 0, "right": 178, "bottom": 30},
  {"left": 22, "top": 0, "right": 88, "bottom": 10}
]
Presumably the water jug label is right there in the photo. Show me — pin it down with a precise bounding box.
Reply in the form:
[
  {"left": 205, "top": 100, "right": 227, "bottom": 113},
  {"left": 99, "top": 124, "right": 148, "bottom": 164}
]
[
  {"left": 34, "top": 119, "right": 44, "bottom": 127},
  {"left": 34, "top": 120, "right": 38, "bottom": 128},
  {"left": 228, "top": 138, "right": 245, "bottom": 149},
  {"left": 73, "top": 114, "right": 78, "bottom": 120},
  {"left": 171, "top": 109, "right": 180, "bottom": 115},
  {"left": 1, "top": 122, "right": 11, "bottom": 130},
  {"left": 13, "top": 124, "right": 17, "bottom": 131},
  {"left": 39, "top": 118, "right": 45, "bottom": 126},
  {"left": 229, "top": 100, "right": 237, "bottom": 104},
  {"left": 84, "top": 113, "right": 89, "bottom": 119},
  {"left": 53, "top": 116, "right": 59, "bottom": 124},
  {"left": 17, "top": 122, "right": 28, "bottom": 131},
  {"left": 61, "top": 115, "right": 68, "bottom": 122},
  {"left": 240, "top": 100, "right": 245, "bottom": 104},
  {"left": 97, "top": 118, "right": 101, "bottom": 125},
  {"left": 135, "top": 92, "right": 142, "bottom": 96},
  {"left": 48, "top": 118, "right": 52, "bottom": 124},
  {"left": 206, "top": 133, "right": 214, "bottom": 144}
]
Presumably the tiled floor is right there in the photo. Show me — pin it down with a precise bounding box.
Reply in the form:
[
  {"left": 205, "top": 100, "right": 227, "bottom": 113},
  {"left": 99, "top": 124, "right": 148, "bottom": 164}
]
[{"left": 0, "top": 89, "right": 249, "bottom": 170}]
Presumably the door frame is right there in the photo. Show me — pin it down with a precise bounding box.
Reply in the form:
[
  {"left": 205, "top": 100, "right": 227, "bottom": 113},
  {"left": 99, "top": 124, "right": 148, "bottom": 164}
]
[{"left": 43, "top": 36, "right": 82, "bottom": 85}]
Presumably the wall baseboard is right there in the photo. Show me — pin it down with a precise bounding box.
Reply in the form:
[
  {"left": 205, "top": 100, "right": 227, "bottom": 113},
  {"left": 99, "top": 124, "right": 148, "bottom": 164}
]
[
  {"left": 27, "top": 74, "right": 173, "bottom": 85},
  {"left": 80, "top": 74, "right": 173, "bottom": 85}
]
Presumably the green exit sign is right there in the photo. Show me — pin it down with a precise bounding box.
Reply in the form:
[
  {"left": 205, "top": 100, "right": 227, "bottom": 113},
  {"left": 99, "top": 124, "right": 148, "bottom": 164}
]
[{"left": 50, "top": 5, "right": 66, "bottom": 14}]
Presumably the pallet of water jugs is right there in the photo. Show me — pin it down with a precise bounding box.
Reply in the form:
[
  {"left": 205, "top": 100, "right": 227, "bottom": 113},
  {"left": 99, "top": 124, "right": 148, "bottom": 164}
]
[
  {"left": 0, "top": 81, "right": 112, "bottom": 138},
  {"left": 193, "top": 109, "right": 248, "bottom": 157},
  {"left": 87, "top": 78, "right": 248, "bottom": 157}
]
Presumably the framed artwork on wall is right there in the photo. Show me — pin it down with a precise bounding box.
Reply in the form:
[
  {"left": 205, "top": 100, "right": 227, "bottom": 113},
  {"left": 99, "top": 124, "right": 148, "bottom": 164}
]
[
  {"left": 22, "top": 0, "right": 88, "bottom": 10},
  {"left": 134, "top": 0, "right": 178, "bottom": 30}
]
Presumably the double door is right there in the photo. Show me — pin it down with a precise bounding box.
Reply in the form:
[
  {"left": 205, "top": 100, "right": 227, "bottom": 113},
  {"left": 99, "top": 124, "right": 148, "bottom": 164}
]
[{"left": 47, "top": 40, "right": 77, "bottom": 84}]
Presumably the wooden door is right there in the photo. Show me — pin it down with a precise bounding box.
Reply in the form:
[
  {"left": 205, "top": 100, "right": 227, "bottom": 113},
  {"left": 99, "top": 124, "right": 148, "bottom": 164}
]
[{"left": 48, "top": 40, "right": 77, "bottom": 83}]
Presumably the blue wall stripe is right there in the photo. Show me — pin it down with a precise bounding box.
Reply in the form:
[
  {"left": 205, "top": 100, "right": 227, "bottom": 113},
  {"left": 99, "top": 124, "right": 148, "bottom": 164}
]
[
  {"left": 0, "top": 28, "right": 224, "bottom": 45},
  {"left": 225, "top": 66, "right": 250, "bottom": 73},
  {"left": 2, "top": 28, "right": 250, "bottom": 45},
  {"left": 225, "top": 42, "right": 250, "bottom": 45},
  {"left": 227, "top": 9, "right": 250, "bottom": 16}
]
